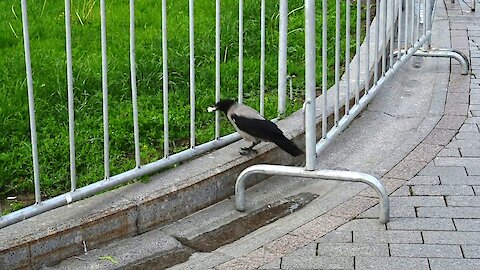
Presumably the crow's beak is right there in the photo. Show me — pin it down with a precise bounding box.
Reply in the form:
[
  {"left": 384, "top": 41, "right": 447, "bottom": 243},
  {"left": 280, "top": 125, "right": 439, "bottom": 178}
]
[{"left": 207, "top": 106, "right": 217, "bottom": 113}]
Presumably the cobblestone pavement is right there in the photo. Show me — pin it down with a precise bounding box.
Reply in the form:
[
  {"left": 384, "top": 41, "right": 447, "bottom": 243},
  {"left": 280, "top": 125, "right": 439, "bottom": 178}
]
[{"left": 210, "top": 1, "right": 480, "bottom": 269}]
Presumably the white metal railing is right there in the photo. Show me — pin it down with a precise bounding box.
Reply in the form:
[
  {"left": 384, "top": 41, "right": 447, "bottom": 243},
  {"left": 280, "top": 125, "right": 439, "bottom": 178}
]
[{"left": 0, "top": 0, "right": 469, "bottom": 228}]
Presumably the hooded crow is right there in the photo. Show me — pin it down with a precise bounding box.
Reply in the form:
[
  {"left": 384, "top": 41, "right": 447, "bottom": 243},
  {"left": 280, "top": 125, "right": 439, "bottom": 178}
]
[{"left": 208, "top": 99, "right": 304, "bottom": 156}]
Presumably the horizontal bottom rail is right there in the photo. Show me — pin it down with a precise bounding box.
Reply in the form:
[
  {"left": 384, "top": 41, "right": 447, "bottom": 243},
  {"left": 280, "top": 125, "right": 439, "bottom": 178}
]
[{"left": 235, "top": 164, "right": 390, "bottom": 224}]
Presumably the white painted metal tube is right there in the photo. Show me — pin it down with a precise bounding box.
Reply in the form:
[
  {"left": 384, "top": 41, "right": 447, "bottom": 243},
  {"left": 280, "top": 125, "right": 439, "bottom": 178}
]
[
  {"left": 260, "top": 0, "right": 266, "bottom": 116},
  {"left": 405, "top": 0, "right": 410, "bottom": 50},
  {"left": 322, "top": 0, "right": 327, "bottom": 138},
  {"left": 365, "top": 0, "right": 371, "bottom": 93},
  {"left": 390, "top": 0, "right": 395, "bottom": 68},
  {"left": 374, "top": 0, "right": 380, "bottom": 84},
  {"left": 278, "top": 0, "right": 288, "bottom": 116},
  {"left": 345, "top": 0, "right": 351, "bottom": 115},
  {"left": 238, "top": 0, "right": 244, "bottom": 104},
  {"left": 130, "top": 0, "right": 141, "bottom": 168},
  {"left": 21, "top": 0, "right": 41, "bottom": 203},
  {"left": 162, "top": 0, "right": 169, "bottom": 157},
  {"left": 235, "top": 165, "right": 390, "bottom": 224},
  {"left": 215, "top": 0, "right": 221, "bottom": 138},
  {"left": 0, "top": 132, "right": 242, "bottom": 229},
  {"left": 355, "top": 0, "right": 361, "bottom": 103},
  {"left": 381, "top": 0, "right": 387, "bottom": 76},
  {"left": 100, "top": 0, "right": 110, "bottom": 179},
  {"left": 397, "top": 0, "right": 403, "bottom": 62},
  {"left": 413, "top": 49, "right": 469, "bottom": 75},
  {"left": 65, "top": 0, "right": 77, "bottom": 191},
  {"left": 334, "top": 0, "right": 340, "bottom": 126},
  {"left": 305, "top": 0, "right": 316, "bottom": 171},
  {"left": 189, "top": 0, "right": 196, "bottom": 148},
  {"left": 424, "top": 0, "right": 432, "bottom": 50}
]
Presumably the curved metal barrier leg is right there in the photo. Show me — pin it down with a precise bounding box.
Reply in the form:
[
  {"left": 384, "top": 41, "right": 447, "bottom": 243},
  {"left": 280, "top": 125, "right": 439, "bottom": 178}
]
[
  {"left": 235, "top": 164, "right": 390, "bottom": 224},
  {"left": 413, "top": 49, "right": 470, "bottom": 75}
]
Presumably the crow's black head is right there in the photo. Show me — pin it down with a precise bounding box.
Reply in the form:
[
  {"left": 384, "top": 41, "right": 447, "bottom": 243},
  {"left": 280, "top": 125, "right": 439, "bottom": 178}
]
[{"left": 208, "top": 99, "right": 237, "bottom": 114}]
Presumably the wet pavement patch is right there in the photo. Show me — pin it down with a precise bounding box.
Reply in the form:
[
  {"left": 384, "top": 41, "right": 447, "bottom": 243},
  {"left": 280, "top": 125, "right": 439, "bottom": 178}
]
[{"left": 174, "top": 192, "right": 318, "bottom": 252}]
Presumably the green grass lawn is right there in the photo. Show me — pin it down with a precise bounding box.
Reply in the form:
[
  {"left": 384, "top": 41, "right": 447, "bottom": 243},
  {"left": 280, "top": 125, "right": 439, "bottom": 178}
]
[{"left": 0, "top": 0, "right": 367, "bottom": 213}]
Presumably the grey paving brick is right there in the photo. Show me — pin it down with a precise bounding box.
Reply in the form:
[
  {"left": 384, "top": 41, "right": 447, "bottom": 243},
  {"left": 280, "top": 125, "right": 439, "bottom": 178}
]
[
  {"left": 358, "top": 205, "right": 416, "bottom": 218},
  {"left": 404, "top": 144, "right": 444, "bottom": 162},
  {"left": 315, "top": 230, "right": 352, "bottom": 243},
  {"left": 437, "top": 148, "right": 461, "bottom": 157},
  {"left": 460, "top": 148, "right": 480, "bottom": 157},
  {"left": 453, "top": 219, "right": 480, "bottom": 231},
  {"left": 387, "top": 218, "right": 455, "bottom": 231},
  {"left": 390, "top": 244, "right": 463, "bottom": 258},
  {"left": 390, "top": 196, "right": 446, "bottom": 207},
  {"left": 447, "top": 196, "right": 480, "bottom": 207},
  {"left": 417, "top": 206, "right": 480, "bottom": 218},
  {"left": 328, "top": 196, "right": 378, "bottom": 219},
  {"left": 384, "top": 160, "right": 428, "bottom": 180},
  {"left": 355, "top": 257, "right": 429, "bottom": 270},
  {"left": 466, "top": 166, "right": 480, "bottom": 175},
  {"left": 462, "top": 245, "right": 480, "bottom": 259},
  {"left": 259, "top": 259, "right": 280, "bottom": 269},
  {"left": 390, "top": 186, "right": 412, "bottom": 197},
  {"left": 316, "top": 243, "right": 389, "bottom": 257},
  {"left": 406, "top": 176, "right": 440, "bottom": 185},
  {"left": 336, "top": 219, "right": 386, "bottom": 231},
  {"left": 435, "top": 157, "right": 480, "bottom": 167},
  {"left": 456, "top": 132, "right": 480, "bottom": 140},
  {"left": 429, "top": 258, "right": 480, "bottom": 270},
  {"left": 473, "top": 186, "right": 480, "bottom": 195},
  {"left": 437, "top": 115, "right": 466, "bottom": 130},
  {"left": 440, "top": 175, "right": 480, "bottom": 185},
  {"left": 411, "top": 185, "right": 474, "bottom": 196},
  {"left": 423, "top": 231, "right": 480, "bottom": 245},
  {"left": 418, "top": 166, "right": 467, "bottom": 177},
  {"left": 359, "top": 178, "right": 406, "bottom": 197},
  {"left": 353, "top": 230, "right": 423, "bottom": 244},
  {"left": 283, "top": 242, "right": 316, "bottom": 257},
  {"left": 459, "top": 123, "right": 479, "bottom": 132},
  {"left": 280, "top": 255, "right": 354, "bottom": 269}
]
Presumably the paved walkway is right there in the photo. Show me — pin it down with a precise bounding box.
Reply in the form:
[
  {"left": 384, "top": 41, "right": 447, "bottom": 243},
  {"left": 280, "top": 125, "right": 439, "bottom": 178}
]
[{"left": 173, "top": 1, "right": 480, "bottom": 269}]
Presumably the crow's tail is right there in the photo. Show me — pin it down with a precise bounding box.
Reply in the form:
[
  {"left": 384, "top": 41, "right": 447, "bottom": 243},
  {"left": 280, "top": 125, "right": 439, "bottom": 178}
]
[{"left": 271, "top": 134, "right": 304, "bottom": 156}]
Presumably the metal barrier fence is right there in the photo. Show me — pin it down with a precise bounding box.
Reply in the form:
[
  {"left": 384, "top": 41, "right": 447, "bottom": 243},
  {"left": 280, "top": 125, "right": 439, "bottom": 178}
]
[{"left": 0, "top": 0, "right": 469, "bottom": 228}]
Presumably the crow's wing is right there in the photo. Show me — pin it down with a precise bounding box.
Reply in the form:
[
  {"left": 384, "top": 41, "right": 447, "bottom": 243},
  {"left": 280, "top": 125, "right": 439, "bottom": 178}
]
[{"left": 230, "top": 114, "right": 284, "bottom": 141}]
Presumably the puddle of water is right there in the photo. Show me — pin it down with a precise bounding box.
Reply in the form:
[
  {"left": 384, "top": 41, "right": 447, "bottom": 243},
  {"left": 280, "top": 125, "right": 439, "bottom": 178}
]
[{"left": 175, "top": 192, "right": 318, "bottom": 252}]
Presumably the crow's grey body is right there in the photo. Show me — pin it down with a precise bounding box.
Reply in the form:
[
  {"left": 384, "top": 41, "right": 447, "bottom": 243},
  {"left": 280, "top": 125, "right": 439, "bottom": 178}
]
[{"left": 208, "top": 99, "right": 304, "bottom": 156}]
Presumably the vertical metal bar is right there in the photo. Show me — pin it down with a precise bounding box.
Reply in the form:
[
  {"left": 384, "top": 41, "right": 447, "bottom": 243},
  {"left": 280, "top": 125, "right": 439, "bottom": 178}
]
[
  {"left": 424, "top": 0, "right": 432, "bottom": 50},
  {"left": 65, "top": 0, "right": 76, "bottom": 191},
  {"left": 390, "top": 0, "right": 395, "bottom": 68},
  {"left": 374, "top": 0, "right": 380, "bottom": 84},
  {"left": 215, "top": 0, "right": 221, "bottom": 138},
  {"left": 189, "top": 0, "right": 196, "bottom": 148},
  {"left": 355, "top": 0, "right": 361, "bottom": 103},
  {"left": 238, "top": 0, "right": 244, "bottom": 104},
  {"left": 100, "top": 0, "right": 110, "bottom": 179},
  {"left": 334, "top": 0, "right": 340, "bottom": 126},
  {"left": 416, "top": 0, "right": 420, "bottom": 43},
  {"left": 21, "top": 0, "right": 41, "bottom": 203},
  {"left": 397, "top": 0, "right": 403, "bottom": 61},
  {"left": 381, "top": 0, "right": 387, "bottom": 76},
  {"left": 260, "top": 0, "right": 266, "bottom": 116},
  {"left": 305, "top": 0, "right": 316, "bottom": 170},
  {"left": 278, "top": 0, "right": 288, "bottom": 116},
  {"left": 365, "top": 0, "right": 371, "bottom": 93},
  {"left": 404, "top": 0, "right": 410, "bottom": 51},
  {"left": 423, "top": 0, "right": 427, "bottom": 50},
  {"left": 322, "top": 0, "right": 327, "bottom": 138},
  {"left": 345, "top": 0, "right": 351, "bottom": 115},
  {"left": 410, "top": 0, "right": 415, "bottom": 45},
  {"left": 162, "top": 0, "right": 169, "bottom": 156},
  {"left": 130, "top": 0, "right": 141, "bottom": 168}
]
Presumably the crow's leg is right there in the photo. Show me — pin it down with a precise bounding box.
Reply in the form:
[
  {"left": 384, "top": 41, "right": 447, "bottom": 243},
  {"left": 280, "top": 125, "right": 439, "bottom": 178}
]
[{"left": 240, "top": 142, "right": 259, "bottom": 155}]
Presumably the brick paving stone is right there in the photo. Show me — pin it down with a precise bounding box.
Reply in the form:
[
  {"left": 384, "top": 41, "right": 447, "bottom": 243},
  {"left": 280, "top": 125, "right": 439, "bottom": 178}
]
[
  {"left": 280, "top": 256, "right": 354, "bottom": 269},
  {"left": 404, "top": 144, "right": 444, "bottom": 162},
  {"left": 390, "top": 196, "right": 446, "bottom": 207},
  {"left": 445, "top": 102, "right": 469, "bottom": 115},
  {"left": 355, "top": 257, "right": 429, "bottom": 270},
  {"left": 358, "top": 205, "right": 416, "bottom": 218},
  {"left": 453, "top": 219, "right": 480, "bottom": 231},
  {"left": 315, "top": 230, "right": 352, "bottom": 243},
  {"left": 436, "top": 115, "right": 467, "bottom": 130},
  {"left": 406, "top": 175, "right": 440, "bottom": 185},
  {"left": 384, "top": 159, "right": 428, "bottom": 180},
  {"left": 353, "top": 230, "right": 423, "bottom": 244},
  {"left": 466, "top": 166, "right": 480, "bottom": 175},
  {"left": 418, "top": 165, "right": 467, "bottom": 177},
  {"left": 387, "top": 218, "right": 455, "bottom": 231},
  {"left": 462, "top": 245, "right": 480, "bottom": 259},
  {"left": 440, "top": 175, "right": 480, "bottom": 185},
  {"left": 447, "top": 196, "right": 480, "bottom": 207},
  {"left": 263, "top": 234, "right": 311, "bottom": 255},
  {"left": 459, "top": 123, "right": 479, "bottom": 132},
  {"left": 328, "top": 196, "right": 378, "bottom": 219},
  {"left": 258, "top": 259, "right": 280, "bottom": 269},
  {"left": 390, "top": 243, "right": 463, "bottom": 258},
  {"left": 316, "top": 243, "right": 389, "bottom": 257},
  {"left": 290, "top": 215, "right": 348, "bottom": 241},
  {"left": 429, "top": 258, "right": 480, "bottom": 270},
  {"left": 456, "top": 132, "right": 480, "bottom": 140},
  {"left": 359, "top": 178, "right": 406, "bottom": 197},
  {"left": 417, "top": 206, "right": 480, "bottom": 218},
  {"left": 474, "top": 186, "right": 480, "bottom": 195},
  {"left": 410, "top": 185, "right": 474, "bottom": 196},
  {"left": 434, "top": 157, "right": 480, "bottom": 167},
  {"left": 282, "top": 242, "right": 316, "bottom": 257},
  {"left": 336, "top": 219, "right": 387, "bottom": 231},
  {"left": 423, "top": 231, "right": 480, "bottom": 245},
  {"left": 215, "top": 247, "right": 279, "bottom": 270},
  {"left": 460, "top": 148, "right": 480, "bottom": 157},
  {"left": 437, "top": 148, "right": 461, "bottom": 157},
  {"left": 390, "top": 186, "right": 412, "bottom": 196}
]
